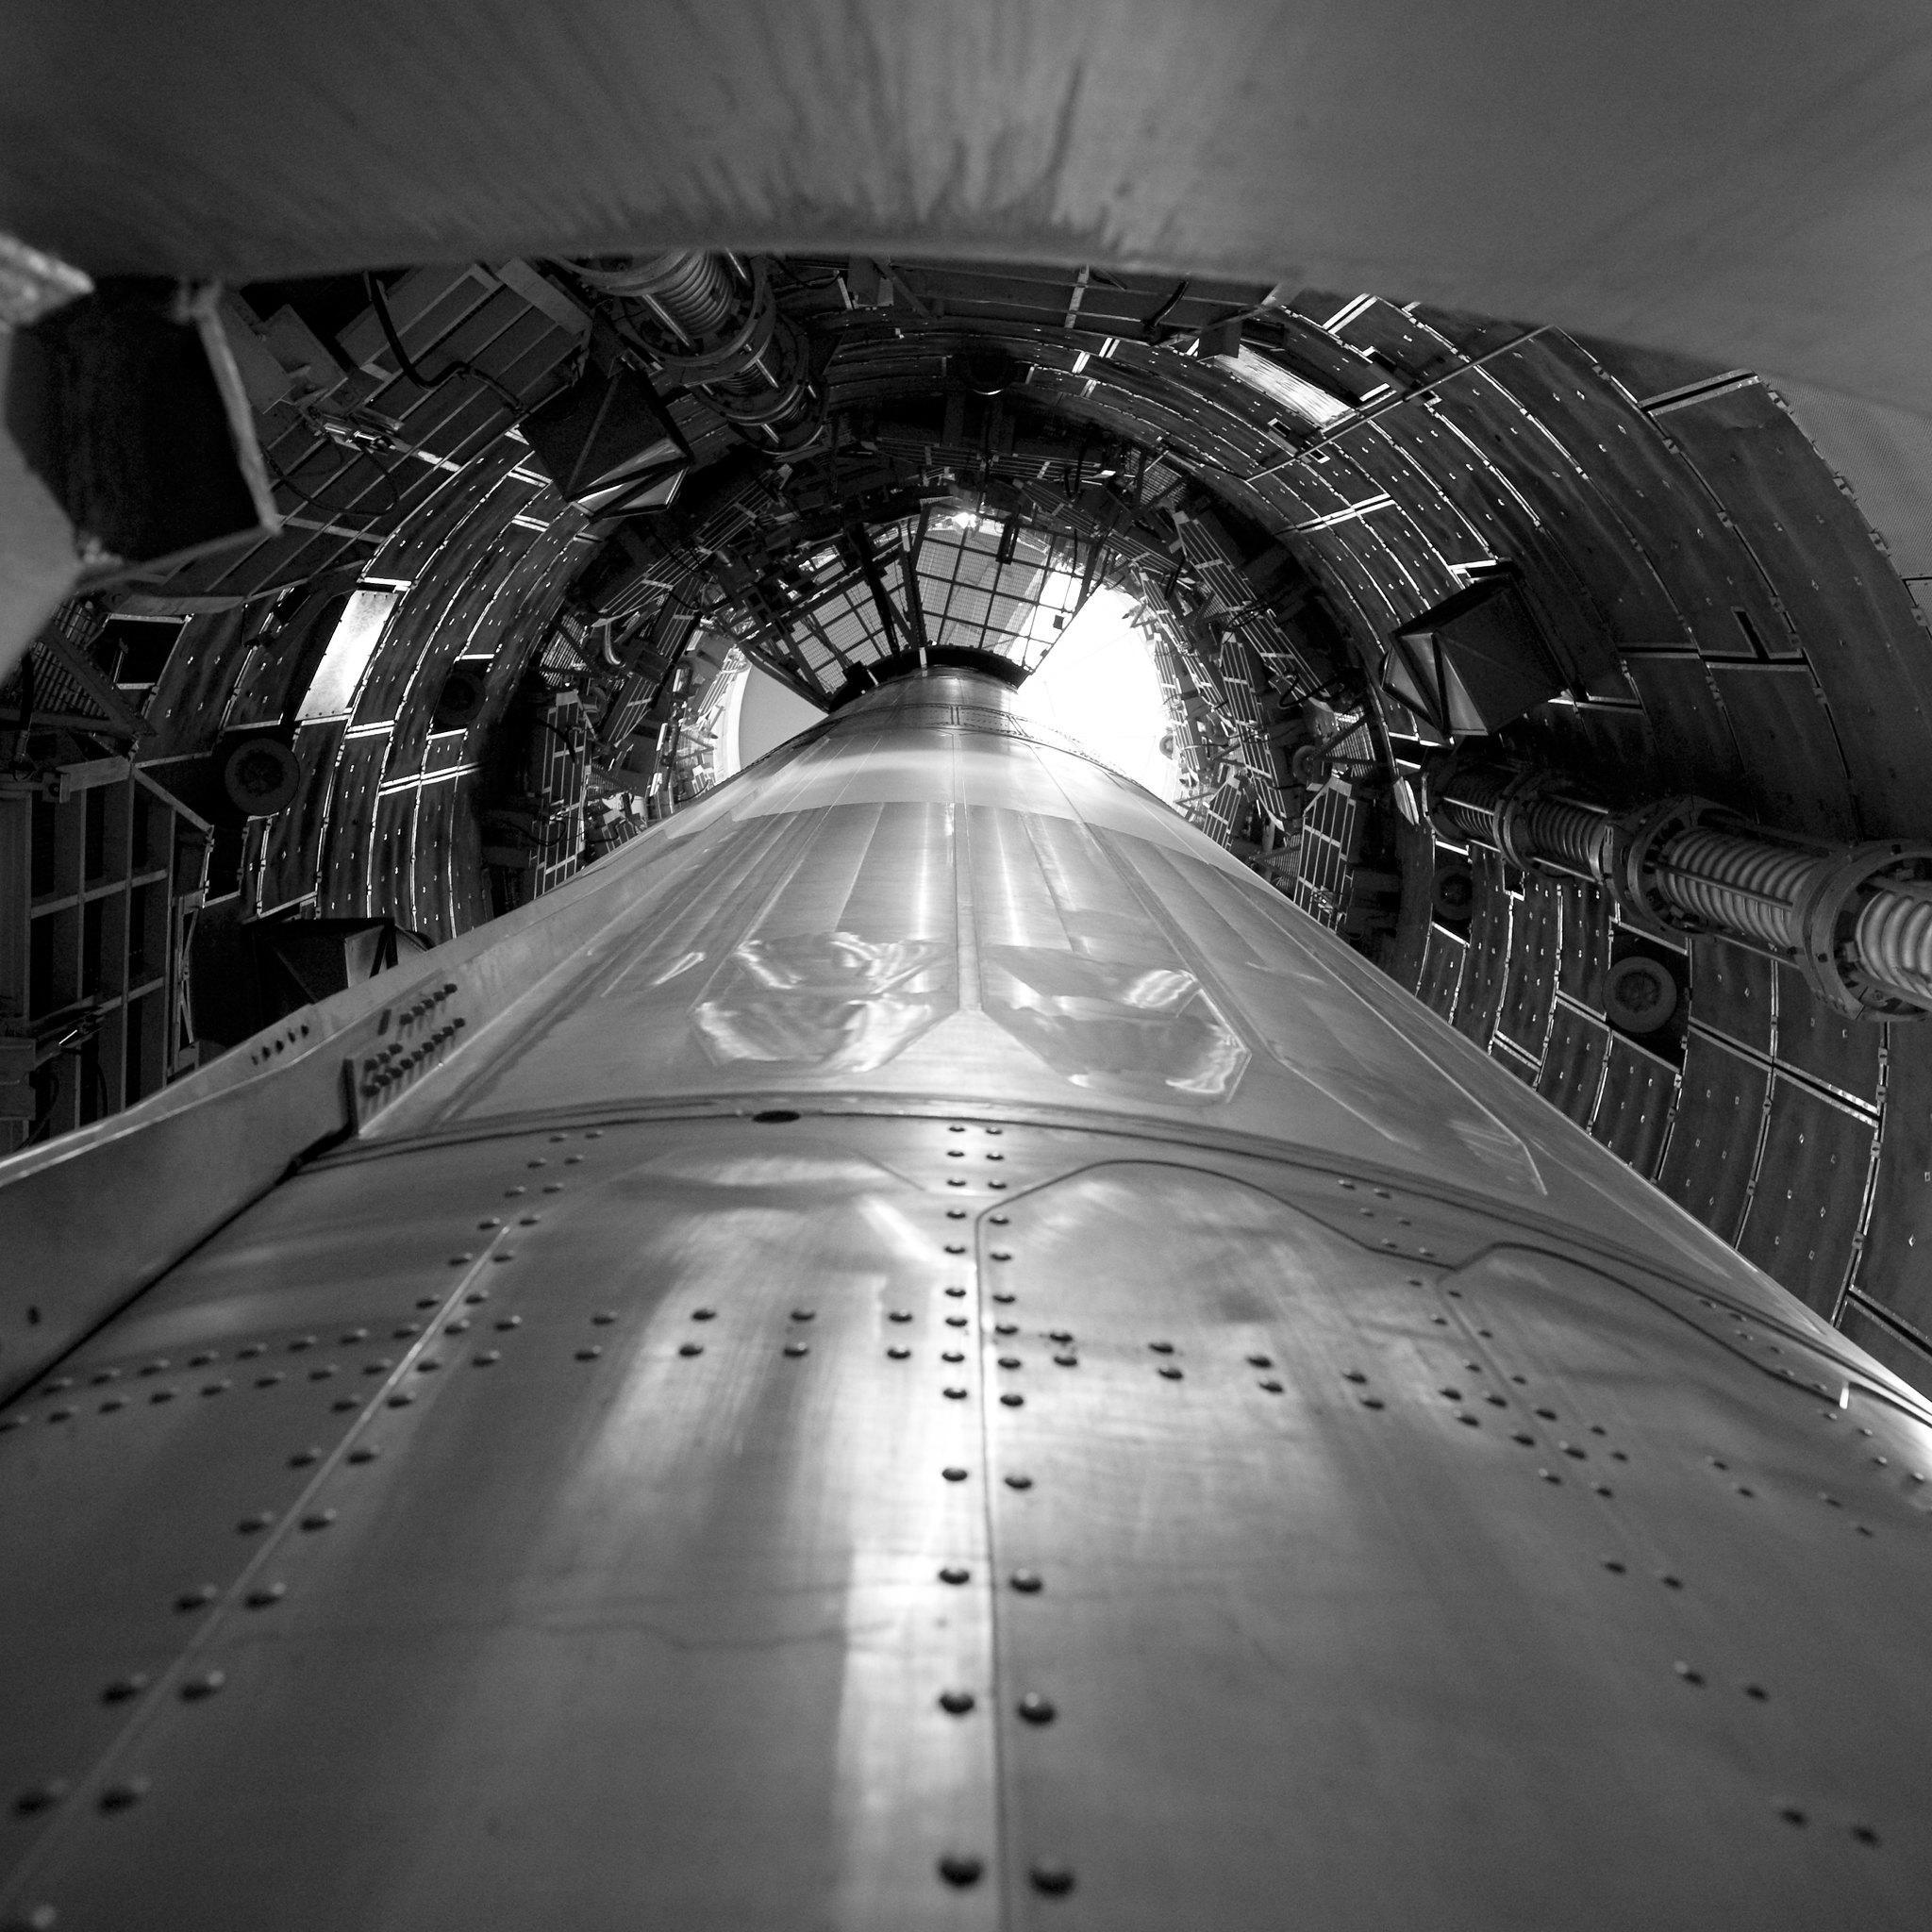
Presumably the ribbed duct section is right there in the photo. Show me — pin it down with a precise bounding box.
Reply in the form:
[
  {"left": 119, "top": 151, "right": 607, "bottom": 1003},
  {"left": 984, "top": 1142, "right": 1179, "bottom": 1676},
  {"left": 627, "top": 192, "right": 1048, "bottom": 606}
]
[
  {"left": 1430, "top": 754, "right": 1932, "bottom": 1019},
  {"left": 575, "top": 251, "right": 739, "bottom": 341},
  {"left": 1853, "top": 885, "right": 1932, "bottom": 1006},
  {"left": 1648, "top": 828, "right": 1817, "bottom": 951},
  {"left": 572, "top": 251, "right": 822, "bottom": 453}
]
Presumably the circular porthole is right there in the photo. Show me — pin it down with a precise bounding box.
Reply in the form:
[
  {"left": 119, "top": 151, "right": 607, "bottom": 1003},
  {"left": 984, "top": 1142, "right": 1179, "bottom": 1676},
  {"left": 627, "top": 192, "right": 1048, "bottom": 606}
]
[
  {"left": 1607, "top": 956, "right": 1679, "bottom": 1034},
  {"left": 219, "top": 734, "right": 301, "bottom": 817}
]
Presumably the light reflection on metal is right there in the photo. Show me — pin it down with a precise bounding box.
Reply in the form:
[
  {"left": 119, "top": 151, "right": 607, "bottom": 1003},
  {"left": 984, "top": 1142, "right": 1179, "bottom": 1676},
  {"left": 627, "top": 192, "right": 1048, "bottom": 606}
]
[
  {"left": 5, "top": 669, "right": 1932, "bottom": 1926},
  {"left": 1437, "top": 758, "right": 1932, "bottom": 1019}
]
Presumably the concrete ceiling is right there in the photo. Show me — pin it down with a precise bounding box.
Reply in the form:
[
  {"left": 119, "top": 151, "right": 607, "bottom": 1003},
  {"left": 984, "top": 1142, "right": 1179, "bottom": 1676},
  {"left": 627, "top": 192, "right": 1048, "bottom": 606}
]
[{"left": 6, "top": 2, "right": 1932, "bottom": 422}]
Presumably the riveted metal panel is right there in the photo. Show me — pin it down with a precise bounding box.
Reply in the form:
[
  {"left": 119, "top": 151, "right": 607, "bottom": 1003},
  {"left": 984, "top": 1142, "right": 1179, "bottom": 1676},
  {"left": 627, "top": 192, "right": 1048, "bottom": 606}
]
[
  {"left": 1451, "top": 847, "right": 1510, "bottom": 1046},
  {"left": 1495, "top": 335, "right": 1801, "bottom": 661},
  {"left": 1567, "top": 338, "right": 1732, "bottom": 411},
  {"left": 1704, "top": 662, "right": 1858, "bottom": 841},
  {"left": 10, "top": 669, "right": 1932, "bottom": 1929},
  {"left": 976, "top": 1163, "right": 1932, "bottom": 1929},
  {"left": 1495, "top": 877, "right": 1559, "bottom": 1059},
  {"left": 444, "top": 772, "right": 489, "bottom": 940},
  {"left": 1849, "top": 1029, "right": 1932, "bottom": 1341},
  {"left": 1591, "top": 1035, "right": 1677, "bottom": 1180},
  {"left": 141, "top": 605, "right": 270, "bottom": 761},
  {"left": 1774, "top": 963, "right": 1883, "bottom": 1105},
  {"left": 1737, "top": 1078, "right": 1874, "bottom": 1315},
  {"left": 1476, "top": 337, "right": 1696, "bottom": 648},
  {"left": 367, "top": 789, "right": 417, "bottom": 929},
  {"left": 1322, "top": 294, "right": 1464, "bottom": 387},
  {"left": 1657, "top": 379, "right": 1932, "bottom": 841},
  {"left": 1389, "top": 820, "right": 1439, "bottom": 992},
  {"left": 1658, "top": 1032, "right": 1769, "bottom": 1243},
  {"left": 410, "top": 779, "right": 462, "bottom": 946},
  {"left": 1417, "top": 922, "right": 1466, "bottom": 1023},
  {"left": 315, "top": 733, "right": 391, "bottom": 919},
  {"left": 1837, "top": 1296, "right": 1932, "bottom": 1404},
  {"left": 1689, "top": 937, "right": 1774, "bottom": 1055},
  {"left": 1555, "top": 878, "right": 1609, "bottom": 1010},
  {"left": 1537, "top": 1002, "right": 1609, "bottom": 1129},
  {"left": 1392, "top": 377, "right": 1621, "bottom": 685},
  {"left": 1619, "top": 653, "right": 1749, "bottom": 802},
  {"left": 0, "top": 1116, "right": 1007, "bottom": 1932},
  {"left": 252, "top": 716, "right": 348, "bottom": 915}
]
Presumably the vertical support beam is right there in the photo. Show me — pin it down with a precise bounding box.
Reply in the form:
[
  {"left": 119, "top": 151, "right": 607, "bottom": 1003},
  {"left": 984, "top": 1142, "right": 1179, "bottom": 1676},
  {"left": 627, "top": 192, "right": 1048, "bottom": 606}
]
[{"left": 899, "top": 510, "right": 932, "bottom": 664}]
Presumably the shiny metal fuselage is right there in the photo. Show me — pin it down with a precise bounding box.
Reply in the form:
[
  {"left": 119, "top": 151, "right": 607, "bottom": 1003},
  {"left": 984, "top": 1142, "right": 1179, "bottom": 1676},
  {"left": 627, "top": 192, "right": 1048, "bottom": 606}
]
[{"left": 4, "top": 670, "right": 1932, "bottom": 1930}]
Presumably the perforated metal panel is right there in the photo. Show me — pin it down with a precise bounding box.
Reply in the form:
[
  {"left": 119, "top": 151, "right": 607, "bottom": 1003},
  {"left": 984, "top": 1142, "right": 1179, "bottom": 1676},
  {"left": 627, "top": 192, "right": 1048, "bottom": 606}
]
[
  {"left": 1538, "top": 1003, "right": 1610, "bottom": 1129},
  {"left": 1737, "top": 1078, "right": 1874, "bottom": 1315},
  {"left": 1417, "top": 924, "right": 1466, "bottom": 1023},
  {"left": 1591, "top": 1036, "right": 1678, "bottom": 1181},
  {"left": 1658, "top": 1032, "right": 1770, "bottom": 1244},
  {"left": 1495, "top": 879, "right": 1559, "bottom": 1061}
]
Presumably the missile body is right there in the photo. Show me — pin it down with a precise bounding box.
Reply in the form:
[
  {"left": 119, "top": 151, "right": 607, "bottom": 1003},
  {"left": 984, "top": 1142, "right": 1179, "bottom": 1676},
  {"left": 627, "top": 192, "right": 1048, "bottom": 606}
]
[{"left": 4, "top": 669, "right": 1931, "bottom": 1929}]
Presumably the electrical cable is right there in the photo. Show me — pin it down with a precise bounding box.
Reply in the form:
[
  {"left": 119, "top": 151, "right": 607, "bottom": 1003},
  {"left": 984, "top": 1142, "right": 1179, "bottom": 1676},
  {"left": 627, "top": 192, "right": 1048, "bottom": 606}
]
[
  {"left": 262, "top": 445, "right": 396, "bottom": 524},
  {"left": 362, "top": 272, "right": 526, "bottom": 418}
]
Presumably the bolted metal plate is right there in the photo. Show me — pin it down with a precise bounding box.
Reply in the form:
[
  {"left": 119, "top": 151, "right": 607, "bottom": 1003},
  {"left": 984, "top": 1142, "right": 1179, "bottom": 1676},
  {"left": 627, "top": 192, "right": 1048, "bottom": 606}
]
[
  {"left": 1536, "top": 1001, "right": 1609, "bottom": 1130},
  {"left": 1495, "top": 877, "right": 1559, "bottom": 1062},
  {"left": 1659, "top": 1032, "right": 1770, "bottom": 1242},
  {"left": 981, "top": 1160, "right": 1932, "bottom": 1929},
  {"left": 8, "top": 670, "right": 1932, "bottom": 1928},
  {"left": 1591, "top": 1035, "right": 1678, "bottom": 1181},
  {"left": 1736, "top": 1079, "right": 1875, "bottom": 1316}
]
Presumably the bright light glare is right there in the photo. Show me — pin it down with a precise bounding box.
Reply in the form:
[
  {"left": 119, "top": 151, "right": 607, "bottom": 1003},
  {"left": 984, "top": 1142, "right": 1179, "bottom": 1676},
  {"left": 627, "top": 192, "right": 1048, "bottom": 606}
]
[
  {"left": 1015, "top": 588, "right": 1180, "bottom": 804},
  {"left": 715, "top": 658, "right": 823, "bottom": 779}
]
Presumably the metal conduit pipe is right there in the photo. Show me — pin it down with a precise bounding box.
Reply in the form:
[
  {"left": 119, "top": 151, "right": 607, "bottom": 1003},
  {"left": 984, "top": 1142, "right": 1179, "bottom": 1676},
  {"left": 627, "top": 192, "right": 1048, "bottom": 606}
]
[{"left": 1431, "top": 756, "right": 1932, "bottom": 1020}]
